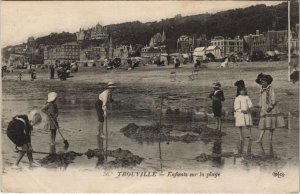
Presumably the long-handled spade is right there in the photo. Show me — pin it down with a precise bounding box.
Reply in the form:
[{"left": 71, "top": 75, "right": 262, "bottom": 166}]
[
  {"left": 105, "top": 117, "right": 108, "bottom": 150},
  {"left": 48, "top": 115, "right": 69, "bottom": 148}
]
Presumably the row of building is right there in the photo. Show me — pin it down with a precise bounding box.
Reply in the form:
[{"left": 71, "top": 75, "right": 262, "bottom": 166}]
[{"left": 4, "top": 23, "right": 299, "bottom": 67}]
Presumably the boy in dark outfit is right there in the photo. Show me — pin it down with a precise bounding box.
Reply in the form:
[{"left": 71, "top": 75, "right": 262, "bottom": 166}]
[
  {"left": 6, "top": 110, "right": 42, "bottom": 168},
  {"left": 209, "top": 82, "right": 225, "bottom": 130}
]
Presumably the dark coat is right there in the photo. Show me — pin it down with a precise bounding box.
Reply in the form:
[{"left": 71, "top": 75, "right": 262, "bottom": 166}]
[{"left": 7, "top": 115, "right": 32, "bottom": 146}]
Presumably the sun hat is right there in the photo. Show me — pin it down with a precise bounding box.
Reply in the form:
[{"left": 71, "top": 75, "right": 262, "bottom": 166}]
[
  {"left": 28, "top": 110, "right": 42, "bottom": 125},
  {"left": 213, "top": 81, "right": 221, "bottom": 88},
  {"left": 104, "top": 81, "right": 117, "bottom": 89},
  {"left": 47, "top": 92, "right": 58, "bottom": 102},
  {"left": 234, "top": 80, "right": 245, "bottom": 88},
  {"left": 256, "top": 73, "right": 273, "bottom": 85}
]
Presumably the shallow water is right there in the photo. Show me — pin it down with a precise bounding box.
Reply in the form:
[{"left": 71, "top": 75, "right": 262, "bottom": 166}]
[{"left": 2, "top": 94, "right": 299, "bottom": 171}]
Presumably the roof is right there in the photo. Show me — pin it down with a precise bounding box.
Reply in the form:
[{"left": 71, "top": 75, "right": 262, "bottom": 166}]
[
  {"left": 206, "top": 46, "right": 220, "bottom": 51},
  {"left": 194, "top": 47, "right": 206, "bottom": 52}
]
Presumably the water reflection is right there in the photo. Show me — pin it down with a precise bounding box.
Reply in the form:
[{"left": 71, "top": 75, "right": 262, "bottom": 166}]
[
  {"left": 96, "top": 135, "right": 105, "bottom": 167},
  {"left": 158, "top": 139, "right": 163, "bottom": 172},
  {"left": 257, "top": 142, "right": 274, "bottom": 158},
  {"left": 49, "top": 144, "right": 56, "bottom": 154},
  {"left": 211, "top": 138, "right": 224, "bottom": 167}
]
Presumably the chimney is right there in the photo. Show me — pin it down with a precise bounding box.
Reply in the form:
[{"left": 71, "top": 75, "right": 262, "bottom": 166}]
[{"left": 256, "top": 30, "right": 259, "bottom": 35}]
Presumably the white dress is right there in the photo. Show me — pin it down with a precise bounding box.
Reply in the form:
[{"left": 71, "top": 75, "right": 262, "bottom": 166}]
[{"left": 234, "top": 95, "right": 253, "bottom": 127}]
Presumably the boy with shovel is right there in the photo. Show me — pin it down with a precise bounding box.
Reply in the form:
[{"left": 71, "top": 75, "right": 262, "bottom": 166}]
[
  {"left": 7, "top": 110, "right": 42, "bottom": 168},
  {"left": 95, "top": 82, "right": 116, "bottom": 138},
  {"left": 42, "top": 92, "right": 59, "bottom": 145}
]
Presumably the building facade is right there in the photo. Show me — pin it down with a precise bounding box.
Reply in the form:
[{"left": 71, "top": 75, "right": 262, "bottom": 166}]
[
  {"left": 291, "top": 38, "right": 299, "bottom": 55},
  {"left": 44, "top": 42, "right": 81, "bottom": 65},
  {"left": 210, "top": 36, "right": 243, "bottom": 57},
  {"left": 140, "top": 46, "right": 166, "bottom": 58},
  {"left": 76, "top": 23, "right": 109, "bottom": 41},
  {"left": 177, "top": 35, "right": 194, "bottom": 54},
  {"left": 265, "top": 30, "right": 288, "bottom": 52},
  {"left": 80, "top": 46, "right": 109, "bottom": 61},
  {"left": 243, "top": 30, "right": 267, "bottom": 54}
]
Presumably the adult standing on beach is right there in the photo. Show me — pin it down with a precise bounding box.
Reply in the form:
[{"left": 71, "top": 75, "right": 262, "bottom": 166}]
[
  {"left": 50, "top": 65, "right": 55, "bottom": 79},
  {"left": 95, "top": 82, "right": 116, "bottom": 138},
  {"left": 255, "top": 73, "right": 285, "bottom": 142}
]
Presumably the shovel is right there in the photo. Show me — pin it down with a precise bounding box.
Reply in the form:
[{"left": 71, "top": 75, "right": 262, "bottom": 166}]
[{"left": 48, "top": 115, "right": 69, "bottom": 148}]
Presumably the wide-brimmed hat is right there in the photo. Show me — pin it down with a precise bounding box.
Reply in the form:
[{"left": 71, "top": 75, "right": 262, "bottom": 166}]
[
  {"left": 47, "top": 92, "right": 58, "bottom": 102},
  {"left": 28, "top": 110, "right": 42, "bottom": 125},
  {"left": 104, "top": 81, "right": 117, "bottom": 89},
  {"left": 213, "top": 82, "right": 221, "bottom": 88},
  {"left": 255, "top": 73, "right": 273, "bottom": 85},
  {"left": 234, "top": 80, "right": 245, "bottom": 88}
]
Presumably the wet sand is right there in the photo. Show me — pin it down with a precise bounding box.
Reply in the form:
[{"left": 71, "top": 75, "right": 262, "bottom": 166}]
[{"left": 1, "top": 61, "right": 299, "bottom": 171}]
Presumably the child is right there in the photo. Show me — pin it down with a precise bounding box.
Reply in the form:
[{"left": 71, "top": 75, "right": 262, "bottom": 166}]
[
  {"left": 42, "top": 92, "right": 59, "bottom": 145},
  {"left": 255, "top": 73, "right": 285, "bottom": 142},
  {"left": 6, "top": 110, "right": 42, "bottom": 168},
  {"left": 31, "top": 69, "right": 37, "bottom": 81},
  {"left": 209, "top": 82, "right": 225, "bottom": 130},
  {"left": 234, "top": 87, "right": 253, "bottom": 140},
  {"left": 234, "top": 80, "right": 245, "bottom": 97}
]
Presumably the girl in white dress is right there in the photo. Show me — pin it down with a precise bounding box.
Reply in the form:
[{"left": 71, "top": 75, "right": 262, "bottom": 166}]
[{"left": 234, "top": 88, "right": 253, "bottom": 140}]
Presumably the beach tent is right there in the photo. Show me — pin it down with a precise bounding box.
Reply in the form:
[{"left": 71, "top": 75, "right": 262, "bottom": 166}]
[
  {"left": 170, "top": 53, "right": 184, "bottom": 63},
  {"left": 193, "top": 47, "right": 206, "bottom": 62}
]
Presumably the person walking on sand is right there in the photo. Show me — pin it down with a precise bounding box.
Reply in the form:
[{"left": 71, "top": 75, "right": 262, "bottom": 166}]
[
  {"left": 42, "top": 92, "right": 59, "bottom": 145},
  {"left": 7, "top": 110, "right": 42, "bottom": 168},
  {"left": 234, "top": 87, "right": 253, "bottom": 140},
  {"left": 255, "top": 73, "right": 285, "bottom": 142},
  {"left": 209, "top": 82, "right": 225, "bottom": 130},
  {"left": 95, "top": 82, "right": 116, "bottom": 138}
]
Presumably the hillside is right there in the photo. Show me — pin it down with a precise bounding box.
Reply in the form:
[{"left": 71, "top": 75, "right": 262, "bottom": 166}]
[{"left": 2, "top": 2, "right": 299, "bottom": 51}]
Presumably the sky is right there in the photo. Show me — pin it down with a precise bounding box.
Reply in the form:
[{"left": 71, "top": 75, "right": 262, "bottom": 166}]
[{"left": 1, "top": 1, "right": 283, "bottom": 47}]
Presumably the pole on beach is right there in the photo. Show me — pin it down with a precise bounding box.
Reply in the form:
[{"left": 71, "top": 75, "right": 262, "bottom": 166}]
[
  {"left": 288, "top": 0, "right": 291, "bottom": 81},
  {"left": 105, "top": 117, "right": 108, "bottom": 155},
  {"left": 158, "top": 94, "right": 164, "bottom": 171}
]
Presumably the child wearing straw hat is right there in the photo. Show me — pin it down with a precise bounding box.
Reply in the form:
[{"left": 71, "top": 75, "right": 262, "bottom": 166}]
[
  {"left": 7, "top": 110, "right": 42, "bottom": 168},
  {"left": 209, "top": 82, "right": 225, "bottom": 130},
  {"left": 234, "top": 87, "right": 253, "bottom": 140},
  {"left": 255, "top": 73, "right": 285, "bottom": 142},
  {"left": 42, "top": 92, "right": 59, "bottom": 145},
  {"left": 95, "top": 82, "right": 116, "bottom": 138}
]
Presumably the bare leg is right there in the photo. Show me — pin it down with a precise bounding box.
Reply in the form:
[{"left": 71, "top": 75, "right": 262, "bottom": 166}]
[
  {"left": 248, "top": 127, "right": 252, "bottom": 140},
  {"left": 269, "top": 129, "right": 274, "bottom": 142},
  {"left": 53, "top": 130, "right": 57, "bottom": 142},
  {"left": 51, "top": 130, "right": 55, "bottom": 144},
  {"left": 215, "top": 118, "right": 218, "bottom": 130},
  {"left": 98, "top": 122, "right": 105, "bottom": 138},
  {"left": 256, "top": 130, "right": 265, "bottom": 143},
  {"left": 27, "top": 150, "right": 34, "bottom": 166},
  {"left": 239, "top": 127, "right": 243, "bottom": 140},
  {"left": 218, "top": 118, "right": 222, "bottom": 131},
  {"left": 15, "top": 152, "right": 25, "bottom": 166}
]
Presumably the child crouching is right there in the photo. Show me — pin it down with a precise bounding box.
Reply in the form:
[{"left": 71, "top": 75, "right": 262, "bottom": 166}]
[
  {"left": 6, "top": 110, "right": 42, "bottom": 168},
  {"left": 234, "top": 87, "right": 253, "bottom": 140}
]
